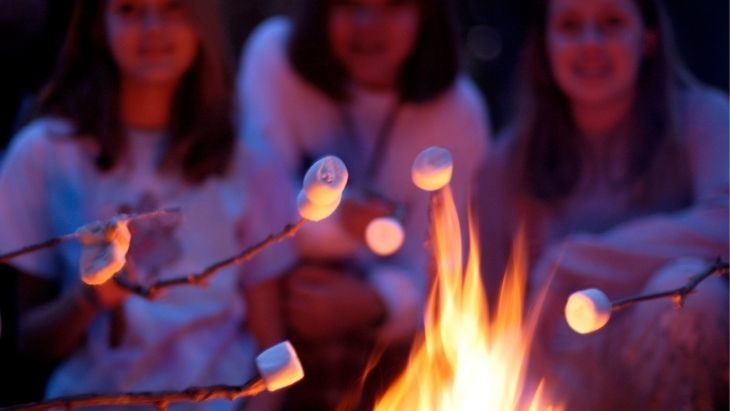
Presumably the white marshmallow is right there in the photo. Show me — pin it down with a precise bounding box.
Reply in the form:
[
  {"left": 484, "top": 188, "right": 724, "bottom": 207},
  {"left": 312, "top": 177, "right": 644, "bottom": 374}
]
[
  {"left": 565, "top": 288, "right": 613, "bottom": 334},
  {"left": 411, "top": 146, "right": 453, "bottom": 191},
  {"left": 255, "top": 340, "right": 305, "bottom": 392},
  {"left": 303, "top": 156, "right": 349, "bottom": 205},
  {"left": 77, "top": 218, "right": 131, "bottom": 285},
  {"left": 297, "top": 190, "right": 341, "bottom": 222},
  {"left": 365, "top": 217, "right": 405, "bottom": 256}
]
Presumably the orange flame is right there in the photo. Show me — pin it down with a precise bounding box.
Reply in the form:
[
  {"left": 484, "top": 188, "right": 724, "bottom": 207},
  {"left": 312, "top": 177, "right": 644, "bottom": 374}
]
[{"left": 373, "top": 187, "right": 560, "bottom": 411}]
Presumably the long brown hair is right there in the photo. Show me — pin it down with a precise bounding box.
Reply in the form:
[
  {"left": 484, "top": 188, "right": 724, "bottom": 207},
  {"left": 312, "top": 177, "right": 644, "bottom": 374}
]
[
  {"left": 287, "top": 0, "right": 460, "bottom": 103},
  {"left": 35, "top": 0, "right": 235, "bottom": 184},
  {"left": 511, "top": 0, "right": 694, "bottom": 202}
]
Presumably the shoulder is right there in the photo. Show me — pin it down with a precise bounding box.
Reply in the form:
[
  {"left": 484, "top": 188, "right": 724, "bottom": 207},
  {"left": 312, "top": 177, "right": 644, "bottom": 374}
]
[
  {"left": 415, "top": 75, "right": 491, "bottom": 146},
  {"left": 435, "top": 76, "right": 490, "bottom": 121},
  {"left": 678, "top": 86, "right": 728, "bottom": 149},
  {"left": 5, "top": 117, "right": 77, "bottom": 166},
  {"left": 239, "top": 16, "right": 332, "bottom": 109},
  {"left": 682, "top": 86, "right": 729, "bottom": 123},
  {"left": 241, "top": 16, "right": 291, "bottom": 74}
]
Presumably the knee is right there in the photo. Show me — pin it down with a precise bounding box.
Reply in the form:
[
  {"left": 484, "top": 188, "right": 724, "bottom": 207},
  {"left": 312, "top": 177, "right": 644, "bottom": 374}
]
[
  {"left": 643, "top": 257, "right": 728, "bottom": 313},
  {"left": 636, "top": 258, "right": 728, "bottom": 348}
]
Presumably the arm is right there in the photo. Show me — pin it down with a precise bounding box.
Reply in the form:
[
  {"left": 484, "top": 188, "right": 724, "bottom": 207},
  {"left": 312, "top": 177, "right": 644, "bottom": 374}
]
[
  {"left": 0, "top": 123, "right": 127, "bottom": 361},
  {"left": 17, "top": 271, "right": 125, "bottom": 361},
  {"left": 530, "top": 88, "right": 729, "bottom": 307}
]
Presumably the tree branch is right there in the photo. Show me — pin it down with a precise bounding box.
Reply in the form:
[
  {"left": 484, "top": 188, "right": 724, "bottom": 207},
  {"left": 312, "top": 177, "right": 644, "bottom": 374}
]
[
  {"left": 611, "top": 259, "right": 729, "bottom": 311},
  {"left": 3, "top": 378, "right": 267, "bottom": 411},
  {"left": 0, "top": 208, "right": 180, "bottom": 263},
  {"left": 114, "top": 219, "right": 306, "bottom": 298}
]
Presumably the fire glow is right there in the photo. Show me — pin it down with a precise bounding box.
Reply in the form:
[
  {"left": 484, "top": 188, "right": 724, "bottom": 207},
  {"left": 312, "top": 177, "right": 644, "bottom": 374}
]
[{"left": 373, "top": 187, "right": 561, "bottom": 411}]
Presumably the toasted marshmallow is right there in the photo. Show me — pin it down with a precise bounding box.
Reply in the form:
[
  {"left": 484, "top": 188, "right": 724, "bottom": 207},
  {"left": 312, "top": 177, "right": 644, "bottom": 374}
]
[
  {"left": 365, "top": 217, "right": 405, "bottom": 256},
  {"left": 297, "top": 190, "right": 342, "bottom": 222},
  {"left": 303, "top": 156, "right": 348, "bottom": 205},
  {"left": 77, "top": 217, "right": 131, "bottom": 285},
  {"left": 565, "top": 288, "right": 612, "bottom": 334},
  {"left": 256, "top": 340, "right": 305, "bottom": 392},
  {"left": 411, "top": 147, "right": 453, "bottom": 191}
]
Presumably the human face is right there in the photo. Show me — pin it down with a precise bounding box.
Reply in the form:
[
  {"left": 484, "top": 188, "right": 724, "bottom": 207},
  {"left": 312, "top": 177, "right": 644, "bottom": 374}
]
[
  {"left": 106, "top": 0, "right": 199, "bottom": 86},
  {"left": 328, "top": 0, "right": 421, "bottom": 91},
  {"left": 546, "top": 0, "right": 651, "bottom": 107}
]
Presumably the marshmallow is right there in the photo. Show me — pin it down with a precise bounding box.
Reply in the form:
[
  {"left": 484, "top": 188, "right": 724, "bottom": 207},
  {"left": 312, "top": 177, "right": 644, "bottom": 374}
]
[
  {"left": 297, "top": 190, "right": 341, "bottom": 222},
  {"left": 303, "top": 156, "right": 348, "bottom": 205},
  {"left": 411, "top": 146, "right": 453, "bottom": 191},
  {"left": 255, "top": 340, "right": 305, "bottom": 392},
  {"left": 77, "top": 217, "right": 132, "bottom": 285},
  {"left": 365, "top": 216, "right": 405, "bottom": 256},
  {"left": 565, "top": 288, "right": 612, "bottom": 334}
]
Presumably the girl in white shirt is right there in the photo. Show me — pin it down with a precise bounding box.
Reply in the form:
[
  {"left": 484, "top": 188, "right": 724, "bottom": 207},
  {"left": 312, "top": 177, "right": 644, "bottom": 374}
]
[
  {"left": 477, "top": 0, "right": 728, "bottom": 409},
  {"left": 238, "top": 0, "right": 491, "bottom": 408},
  {"left": 0, "top": 1, "right": 295, "bottom": 410}
]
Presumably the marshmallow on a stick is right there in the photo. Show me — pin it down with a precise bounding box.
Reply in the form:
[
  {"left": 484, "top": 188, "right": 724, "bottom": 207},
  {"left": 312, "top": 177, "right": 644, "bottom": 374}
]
[
  {"left": 255, "top": 340, "right": 305, "bottom": 392},
  {"left": 302, "top": 156, "right": 348, "bottom": 205},
  {"left": 411, "top": 146, "right": 453, "bottom": 191},
  {"left": 365, "top": 216, "right": 405, "bottom": 256},
  {"left": 76, "top": 216, "right": 132, "bottom": 285},
  {"left": 298, "top": 155, "right": 348, "bottom": 221},
  {"left": 297, "top": 190, "right": 342, "bottom": 222},
  {"left": 565, "top": 288, "right": 612, "bottom": 334}
]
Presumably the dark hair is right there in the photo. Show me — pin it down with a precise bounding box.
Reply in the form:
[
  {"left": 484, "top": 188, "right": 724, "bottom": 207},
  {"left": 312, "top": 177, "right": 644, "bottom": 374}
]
[
  {"left": 35, "top": 0, "right": 235, "bottom": 184},
  {"left": 511, "top": 0, "right": 694, "bottom": 202},
  {"left": 287, "top": 0, "right": 459, "bottom": 103}
]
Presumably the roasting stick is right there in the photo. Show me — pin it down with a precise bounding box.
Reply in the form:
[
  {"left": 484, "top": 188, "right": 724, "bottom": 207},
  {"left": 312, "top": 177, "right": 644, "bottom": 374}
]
[
  {"left": 0, "top": 156, "right": 352, "bottom": 298},
  {"left": 117, "top": 155, "right": 351, "bottom": 297},
  {"left": 565, "top": 259, "right": 729, "bottom": 334},
  {"left": 3, "top": 341, "right": 305, "bottom": 411},
  {"left": 0, "top": 208, "right": 180, "bottom": 263}
]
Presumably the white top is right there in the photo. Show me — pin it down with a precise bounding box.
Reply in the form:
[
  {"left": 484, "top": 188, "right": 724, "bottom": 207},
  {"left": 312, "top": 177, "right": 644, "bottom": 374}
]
[
  {"left": 237, "top": 17, "right": 491, "bottom": 341},
  {"left": 0, "top": 117, "right": 297, "bottom": 409}
]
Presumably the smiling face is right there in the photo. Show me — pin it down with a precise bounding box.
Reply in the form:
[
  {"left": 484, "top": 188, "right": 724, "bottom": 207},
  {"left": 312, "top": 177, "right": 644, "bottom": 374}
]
[
  {"left": 328, "top": 0, "right": 421, "bottom": 91},
  {"left": 546, "top": 0, "right": 652, "bottom": 108},
  {"left": 105, "top": 0, "right": 199, "bottom": 86}
]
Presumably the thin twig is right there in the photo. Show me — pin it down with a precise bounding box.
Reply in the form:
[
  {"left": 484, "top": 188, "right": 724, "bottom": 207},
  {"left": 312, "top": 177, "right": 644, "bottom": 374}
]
[
  {"left": 611, "top": 259, "right": 729, "bottom": 311},
  {"left": 0, "top": 208, "right": 180, "bottom": 263},
  {"left": 2, "top": 377, "right": 267, "bottom": 411},
  {"left": 115, "top": 219, "right": 307, "bottom": 298}
]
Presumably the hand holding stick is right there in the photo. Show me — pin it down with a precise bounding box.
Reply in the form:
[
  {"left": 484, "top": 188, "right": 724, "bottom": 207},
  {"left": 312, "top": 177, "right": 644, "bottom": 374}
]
[
  {"left": 0, "top": 156, "right": 351, "bottom": 299},
  {"left": 116, "top": 155, "right": 350, "bottom": 298},
  {"left": 0, "top": 208, "right": 180, "bottom": 264}
]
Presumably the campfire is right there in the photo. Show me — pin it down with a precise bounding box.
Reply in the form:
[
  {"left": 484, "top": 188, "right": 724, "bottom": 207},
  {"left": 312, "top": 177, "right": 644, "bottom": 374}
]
[
  {"left": 5, "top": 148, "right": 723, "bottom": 410},
  {"left": 373, "top": 148, "right": 561, "bottom": 411}
]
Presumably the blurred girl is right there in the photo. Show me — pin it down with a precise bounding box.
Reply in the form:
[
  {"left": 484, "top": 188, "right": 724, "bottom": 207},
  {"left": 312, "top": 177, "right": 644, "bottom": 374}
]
[
  {"left": 237, "top": 0, "right": 491, "bottom": 408},
  {"left": 477, "top": 0, "right": 728, "bottom": 409},
  {"left": 0, "top": 1, "right": 295, "bottom": 410}
]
